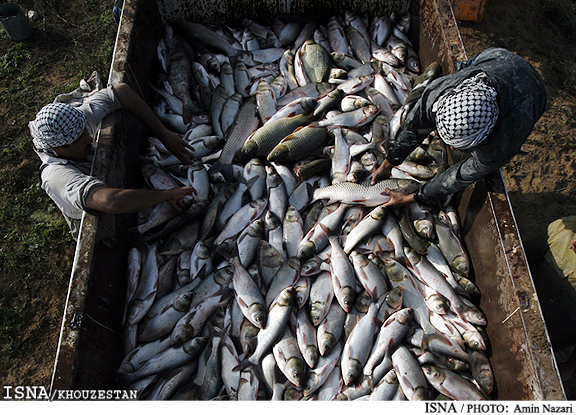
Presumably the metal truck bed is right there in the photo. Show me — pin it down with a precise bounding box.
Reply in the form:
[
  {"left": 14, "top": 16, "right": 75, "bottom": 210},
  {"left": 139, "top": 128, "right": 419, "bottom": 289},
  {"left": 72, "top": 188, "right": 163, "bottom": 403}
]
[{"left": 50, "top": 0, "right": 566, "bottom": 400}]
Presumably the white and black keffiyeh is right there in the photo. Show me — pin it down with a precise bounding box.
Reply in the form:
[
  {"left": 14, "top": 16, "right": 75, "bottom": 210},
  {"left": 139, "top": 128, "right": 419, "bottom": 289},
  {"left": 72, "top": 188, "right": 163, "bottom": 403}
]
[
  {"left": 29, "top": 103, "right": 86, "bottom": 151},
  {"left": 433, "top": 73, "right": 499, "bottom": 150}
]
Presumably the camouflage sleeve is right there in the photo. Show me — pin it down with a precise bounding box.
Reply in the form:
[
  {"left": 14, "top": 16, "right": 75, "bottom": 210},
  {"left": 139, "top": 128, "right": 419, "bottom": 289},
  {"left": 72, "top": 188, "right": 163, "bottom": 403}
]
[
  {"left": 385, "top": 86, "right": 435, "bottom": 166},
  {"left": 414, "top": 154, "right": 501, "bottom": 206}
]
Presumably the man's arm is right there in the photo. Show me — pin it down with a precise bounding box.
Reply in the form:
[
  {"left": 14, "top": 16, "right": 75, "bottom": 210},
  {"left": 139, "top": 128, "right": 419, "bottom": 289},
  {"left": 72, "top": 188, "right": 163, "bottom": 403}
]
[
  {"left": 112, "top": 83, "right": 195, "bottom": 164},
  {"left": 85, "top": 185, "right": 196, "bottom": 214}
]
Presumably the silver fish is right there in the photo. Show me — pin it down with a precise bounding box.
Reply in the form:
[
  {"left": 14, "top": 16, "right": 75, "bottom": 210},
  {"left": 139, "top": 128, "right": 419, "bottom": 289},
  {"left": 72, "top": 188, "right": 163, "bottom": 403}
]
[
  {"left": 229, "top": 256, "right": 267, "bottom": 329},
  {"left": 118, "top": 337, "right": 208, "bottom": 385},
  {"left": 279, "top": 49, "right": 299, "bottom": 90},
  {"left": 343, "top": 205, "right": 387, "bottom": 254},
  {"left": 277, "top": 82, "right": 335, "bottom": 107},
  {"left": 126, "top": 243, "right": 159, "bottom": 325},
  {"left": 328, "top": 235, "right": 357, "bottom": 313},
  {"left": 312, "top": 178, "right": 420, "bottom": 207},
  {"left": 303, "top": 340, "right": 343, "bottom": 397},
  {"left": 341, "top": 301, "right": 381, "bottom": 385},
  {"left": 317, "top": 299, "right": 347, "bottom": 356},
  {"left": 364, "top": 308, "right": 414, "bottom": 379},
  {"left": 255, "top": 78, "right": 277, "bottom": 124},
  {"left": 350, "top": 251, "right": 389, "bottom": 299},
  {"left": 283, "top": 206, "right": 304, "bottom": 258},
  {"left": 171, "top": 20, "right": 240, "bottom": 57},
  {"left": 236, "top": 287, "right": 295, "bottom": 369},
  {"left": 213, "top": 198, "right": 268, "bottom": 246},
  {"left": 422, "top": 365, "right": 487, "bottom": 400},
  {"left": 295, "top": 307, "right": 319, "bottom": 368},
  {"left": 330, "top": 126, "right": 351, "bottom": 185},
  {"left": 391, "top": 345, "right": 429, "bottom": 400},
  {"left": 327, "top": 16, "right": 351, "bottom": 55},
  {"left": 243, "top": 158, "right": 267, "bottom": 201},
  {"left": 272, "top": 328, "right": 305, "bottom": 387}
]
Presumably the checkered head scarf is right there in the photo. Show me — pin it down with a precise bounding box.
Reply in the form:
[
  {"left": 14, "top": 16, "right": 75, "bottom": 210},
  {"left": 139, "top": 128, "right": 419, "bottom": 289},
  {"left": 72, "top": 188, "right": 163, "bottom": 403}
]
[
  {"left": 29, "top": 103, "right": 86, "bottom": 151},
  {"left": 433, "top": 73, "right": 499, "bottom": 150}
]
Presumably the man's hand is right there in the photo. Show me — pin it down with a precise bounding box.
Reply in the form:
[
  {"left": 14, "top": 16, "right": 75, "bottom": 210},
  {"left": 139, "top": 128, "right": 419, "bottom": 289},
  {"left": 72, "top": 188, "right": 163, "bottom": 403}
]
[
  {"left": 86, "top": 185, "right": 197, "bottom": 214},
  {"left": 112, "top": 83, "right": 196, "bottom": 165},
  {"left": 571, "top": 237, "right": 576, "bottom": 253},
  {"left": 159, "top": 131, "right": 196, "bottom": 165},
  {"left": 383, "top": 188, "right": 416, "bottom": 208},
  {"left": 371, "top": 159, "right": 394, "bottom": 185},
  {"left": 165, "top": 186, "right": 197, "bottom": 212}
]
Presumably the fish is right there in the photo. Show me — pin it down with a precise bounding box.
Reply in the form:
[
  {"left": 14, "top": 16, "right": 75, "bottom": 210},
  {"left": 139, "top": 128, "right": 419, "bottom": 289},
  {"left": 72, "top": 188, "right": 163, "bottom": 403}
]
[
  {"left": 283, "top": 206, "right": 304, "bottom": 258},
  {"left": 213, "top": 198, "right": 268, "bottom": 246},
  {"left": 422, "top": 365, "right": 488, "bottom": 400},
  {"left": 268, "top": 125, "right": 330, "bottom": 162},
  {"left": 341, "top": 301, "right": 381, "bottom": 385},
  {"left": 217, "top": 96, "right": 260, "bottom": 167},
  {"left": 295, "top": 307, "right": 320, "bottom": 368},
  {"left": 117, "top": 13, "right": 496, "bottom": 402},
  {"left": 327, "top": 234, "right": 357, "bottom": 313},
  {"left": 235, "top": 287, "right": 295, "bottom": 370},
  {"left": 272, "top": 328, "right": 305, "bottom": 387},
  {"left": 126, "top": 243, "right": 159, "bottom": 325},
  {"left": 317, "top": 299, "right": 347, "bottom": 356},
  {"left": 240, "top": 113, "right": 315, "bottom": 160},
  {"left": 229, "top": 255, "right": 267, "bottom": 330},
  {"left": 299, "top": 40, "right": 331, "bottom": 83},
  {"left": 167, "top": 37, "right": 201, "bottom": 124},
  {"left": 171, "top": 20, "right": 241, "bottom": 58},
  {"left": 312, "top": 178, "right": 419, "bottom": 206}
]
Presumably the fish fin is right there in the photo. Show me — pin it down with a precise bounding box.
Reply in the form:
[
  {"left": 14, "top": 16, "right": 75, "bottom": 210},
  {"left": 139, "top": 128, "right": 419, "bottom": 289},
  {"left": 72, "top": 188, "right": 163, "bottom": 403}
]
[
  {"left": 191, "top": 263, "right": 208, "bottom": 280},
  {"left": 363, "top": 374, "right": 374, "bottom": 388},
  {"left": 208, "top": 160, "right": 235, "bottom": 181},
  {"left": 232, "top": 358, "right": 255, "bottom": 372},
  {"left": 244, "top": 175, "right": 259, "bottom": 190},
  {"left": 318, "top": 222, "right": 330, "bottom": 238}
]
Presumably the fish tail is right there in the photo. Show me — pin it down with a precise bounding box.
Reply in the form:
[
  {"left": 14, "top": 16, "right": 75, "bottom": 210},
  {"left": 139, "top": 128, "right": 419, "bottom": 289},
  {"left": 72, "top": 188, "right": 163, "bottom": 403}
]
[{"left": 208, "top": 160, "right": 235, "bottom": 181}]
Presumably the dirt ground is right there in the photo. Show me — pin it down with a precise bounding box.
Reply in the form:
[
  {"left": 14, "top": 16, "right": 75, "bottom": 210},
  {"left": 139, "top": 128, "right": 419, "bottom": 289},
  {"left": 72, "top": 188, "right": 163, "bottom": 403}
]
[{"left": 0, "top": 0, "right": 575, "bottom": 402}]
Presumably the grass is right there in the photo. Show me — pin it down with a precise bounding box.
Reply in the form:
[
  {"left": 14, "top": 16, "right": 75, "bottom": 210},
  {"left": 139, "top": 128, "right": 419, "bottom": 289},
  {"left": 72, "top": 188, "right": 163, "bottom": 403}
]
[
  {"left": 0, "top": 0, "right": 117, "bottom": 380},
  {"left": 0, "top": 303, "right": 24, "bottom": 353}
]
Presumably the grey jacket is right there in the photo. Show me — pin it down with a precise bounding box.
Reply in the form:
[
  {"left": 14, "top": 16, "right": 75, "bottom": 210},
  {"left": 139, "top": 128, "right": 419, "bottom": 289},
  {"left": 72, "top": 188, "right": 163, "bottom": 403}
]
[{"left": 386, "top": 47, "right": 547, "bottom": 206}]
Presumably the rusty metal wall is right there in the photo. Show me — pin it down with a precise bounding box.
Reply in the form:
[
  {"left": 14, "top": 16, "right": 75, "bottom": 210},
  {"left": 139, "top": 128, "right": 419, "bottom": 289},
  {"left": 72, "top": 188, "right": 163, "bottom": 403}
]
[{"left": 157, "top": 0, "right": 411, "bottom": 24}]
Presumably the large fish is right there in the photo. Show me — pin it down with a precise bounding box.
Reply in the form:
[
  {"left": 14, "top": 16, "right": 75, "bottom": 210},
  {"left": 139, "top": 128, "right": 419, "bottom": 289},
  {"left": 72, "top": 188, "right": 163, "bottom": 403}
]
[
  {"left": 312, "top": 179, "right": 420, "bottom": 206},
  {"left": 171, "top": 20, "right": 241, "bottom": 58},
  {"left": 216, "top": 97, "right": 260, "bottom": 168},
  {"left": 268, "top": 125, "right": 330, "bottom": 162},
  {"left": 167, "top": 37, "right": 201, "bottom": 124},
  {"left": 240, "top": 113, "right": 315, "bottom": 161}
]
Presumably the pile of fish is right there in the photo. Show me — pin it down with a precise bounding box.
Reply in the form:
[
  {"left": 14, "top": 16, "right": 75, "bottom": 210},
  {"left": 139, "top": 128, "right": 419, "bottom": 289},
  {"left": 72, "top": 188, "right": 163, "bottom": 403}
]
[{"left": 116, "top": 11, "right": 494, "bottom": 401}]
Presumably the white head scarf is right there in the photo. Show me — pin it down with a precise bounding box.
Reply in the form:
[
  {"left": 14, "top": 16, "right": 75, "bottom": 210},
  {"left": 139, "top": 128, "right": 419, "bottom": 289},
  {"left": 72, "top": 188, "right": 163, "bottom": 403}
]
[
  {"left": 433, "top": 73, "right": 499, "bottom": 150},
  {"left": 29, "top": 103, "right": 86, "bottom": 152}
]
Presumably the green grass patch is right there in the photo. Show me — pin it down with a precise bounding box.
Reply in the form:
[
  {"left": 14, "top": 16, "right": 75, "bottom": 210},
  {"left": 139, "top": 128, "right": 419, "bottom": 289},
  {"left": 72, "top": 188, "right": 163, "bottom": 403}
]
[{"left": 0, "top": 303, "right": 24, "bottom": 353}]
